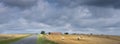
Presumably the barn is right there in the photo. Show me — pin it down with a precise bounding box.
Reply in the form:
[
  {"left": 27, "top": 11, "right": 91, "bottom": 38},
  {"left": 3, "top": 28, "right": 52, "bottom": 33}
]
[{"left": 49, "top": 32, "right": 62, "bottom": 35}]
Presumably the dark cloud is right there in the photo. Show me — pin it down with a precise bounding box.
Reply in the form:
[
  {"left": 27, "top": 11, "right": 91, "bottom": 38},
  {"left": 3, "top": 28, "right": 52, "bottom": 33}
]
[
  {"left": 0, "top": 0, "right": 38, "bottom": 8},
  {"left": 46, "top": 0, "right": 120, "bottom": 9},
  {"left": 83, "top": 0, "right": 120, "bottom": 8},
  {"left": 0, "top": 0, "right": 120, "bottom": 35}
]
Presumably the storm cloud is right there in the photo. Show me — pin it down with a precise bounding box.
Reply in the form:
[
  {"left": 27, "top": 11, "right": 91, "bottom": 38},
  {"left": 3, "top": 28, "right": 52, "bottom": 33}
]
[
  {"left": 0, "top": 0, "right": 38, "bottom": 8},
  {"left": 45, "top": 0, "right": 120, "bottom": 9},
  {"left": 0, "top": 0, "right": 120, "bottom": 35}
]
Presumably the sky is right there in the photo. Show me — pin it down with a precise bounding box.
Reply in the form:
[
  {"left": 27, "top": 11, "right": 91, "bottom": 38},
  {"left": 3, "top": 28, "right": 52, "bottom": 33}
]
[{"left": 0, "top": 0, "right": 120, "bottom": 35}]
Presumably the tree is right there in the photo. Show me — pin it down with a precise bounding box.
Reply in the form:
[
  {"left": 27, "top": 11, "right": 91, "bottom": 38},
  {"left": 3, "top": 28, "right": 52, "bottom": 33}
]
[
  {"left": 90, "top": 33, "right": 93, "bottom": 35},
  {"left": 41, "top": 31, "right": 45, "bottom": 34},
  {"left": 48, "top": 32, "right": 51, "bottom": 35},
  {"left": 64, "top": 32, "right": 69, "bottom": 35}
]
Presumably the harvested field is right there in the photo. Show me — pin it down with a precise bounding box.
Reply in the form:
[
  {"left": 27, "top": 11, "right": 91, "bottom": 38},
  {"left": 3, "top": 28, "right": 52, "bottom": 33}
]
[
  {"left": 45, "top": 35, "right": 120, "bottom": 44},
  {"left": 0, "top": 34, "right": 30, "bottom": 44}
]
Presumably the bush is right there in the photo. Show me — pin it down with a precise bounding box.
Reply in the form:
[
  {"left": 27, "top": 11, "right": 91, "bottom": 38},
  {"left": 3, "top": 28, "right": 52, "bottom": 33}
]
[
  {"left": 41, "top": 31, "right": 45, "bottom": 34},
  {"left": 64, "top": 32, "right": 69, "bottom": 35}
]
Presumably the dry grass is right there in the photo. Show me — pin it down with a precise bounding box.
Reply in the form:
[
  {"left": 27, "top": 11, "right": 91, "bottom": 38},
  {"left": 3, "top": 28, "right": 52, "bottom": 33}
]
[
  {"left": 45, "top": 35, "right": 120, "bottom": 44},
  {"left": 37, "top": 35, "right": 58, "bottom": 44},
  {"left": 0, "top": 34, "right": 30, "bottom": 44},
  {"left": 0, "top": 34, "right": 29, "bottom": 41}
]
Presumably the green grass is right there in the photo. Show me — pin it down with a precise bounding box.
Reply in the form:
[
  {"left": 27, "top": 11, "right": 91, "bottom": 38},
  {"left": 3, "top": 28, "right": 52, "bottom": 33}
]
[
  {"left": 0, "top": 35, "right": 31, "bottom": 44},
  {"left": 37, "top": 35, "right": 58, "bottom": 44}
]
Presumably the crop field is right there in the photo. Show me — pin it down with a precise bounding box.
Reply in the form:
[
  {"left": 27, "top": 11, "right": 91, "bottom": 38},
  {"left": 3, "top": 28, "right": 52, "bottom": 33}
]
[
  {"left": 0, "top": 34, "right": 30, "bottom": 44},
  {"left": 45, "top": 35, "right": 120, "bottom": 44}
]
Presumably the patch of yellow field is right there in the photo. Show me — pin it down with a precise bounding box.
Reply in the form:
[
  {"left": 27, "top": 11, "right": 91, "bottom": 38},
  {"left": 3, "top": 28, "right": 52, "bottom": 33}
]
[
  {"left": 0, "top": 34, "right": 30, "bottom": 41},
  {"left": 45, "top": 35, "right": 120, "bottom": 44}
]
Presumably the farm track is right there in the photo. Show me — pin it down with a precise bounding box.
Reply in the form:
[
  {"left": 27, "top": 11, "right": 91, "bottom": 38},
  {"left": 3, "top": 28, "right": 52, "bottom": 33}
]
[{"left": 11, "top": 35, "right": 37, "bottom": 44}]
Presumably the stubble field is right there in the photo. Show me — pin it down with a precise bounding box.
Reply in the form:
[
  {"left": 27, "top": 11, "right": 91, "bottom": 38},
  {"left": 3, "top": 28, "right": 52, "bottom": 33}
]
[
  {"left": 0, "top": 34, "right": 30, "bottom": 44},
  {"left": 45, "top": 35, "right": 120, "bottom": 44}
]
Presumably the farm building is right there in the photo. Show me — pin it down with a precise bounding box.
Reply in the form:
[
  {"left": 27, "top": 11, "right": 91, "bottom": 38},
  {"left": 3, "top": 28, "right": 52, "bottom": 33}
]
[{"left": 49, "top": 32, "right": 62, "bottom": 35}]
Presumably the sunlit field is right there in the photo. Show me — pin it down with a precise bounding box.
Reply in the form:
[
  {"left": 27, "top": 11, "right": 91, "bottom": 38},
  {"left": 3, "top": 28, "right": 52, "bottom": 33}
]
[
  {"left": 0, "top": 34, "right": 30, "bottom": 44},
  {"left": 45, "top": 35, "right": 120, "bottom": 44}
]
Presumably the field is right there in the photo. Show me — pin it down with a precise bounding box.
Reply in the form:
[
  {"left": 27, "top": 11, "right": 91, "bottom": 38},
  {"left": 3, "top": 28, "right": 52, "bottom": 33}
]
[
  {"left": 44, "top": 35, "right": 120, "bottom": 44},
  {"left": 1, "top": 34, "right": 120, "bottom": 44},
  {"left": 0, "top": 34, "right": 30, "bottom": 44}
]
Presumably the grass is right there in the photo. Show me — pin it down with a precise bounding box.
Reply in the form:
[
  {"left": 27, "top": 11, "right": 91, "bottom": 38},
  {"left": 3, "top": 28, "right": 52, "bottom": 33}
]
[
  {"left": 0, "top": 34, "right": 31, "bottom": 44},
  {"left": 37, "top": 34, "right": 58, "bottom": 44}
]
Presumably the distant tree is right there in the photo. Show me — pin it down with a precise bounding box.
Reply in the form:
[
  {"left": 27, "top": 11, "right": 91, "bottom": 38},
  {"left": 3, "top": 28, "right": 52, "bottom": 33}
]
[
  {"left": 48, "top": 32, "right": 51, "bottom": 35},
  {"left": 72, "top": 33, "right": 78, "bottom": 35},
  {"left": 64, "top": 32, "right": 69, "bottom": 35},
  {"left": 90, "top": 33, "right": 93, "bottom": 35},
  {"left": 41, "top": 31, "right": 45, "bottom": 34}
]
